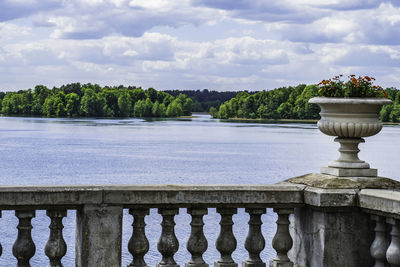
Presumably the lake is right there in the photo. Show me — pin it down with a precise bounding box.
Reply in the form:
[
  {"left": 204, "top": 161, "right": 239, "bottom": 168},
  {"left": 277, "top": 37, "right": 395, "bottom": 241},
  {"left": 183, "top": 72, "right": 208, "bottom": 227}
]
[{"left": 0, "top": 114, "right": 399, "bottom": 266}]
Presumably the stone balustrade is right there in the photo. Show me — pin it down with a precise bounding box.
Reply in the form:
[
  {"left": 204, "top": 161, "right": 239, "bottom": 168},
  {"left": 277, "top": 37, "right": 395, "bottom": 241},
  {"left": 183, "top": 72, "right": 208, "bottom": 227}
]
[
  {"left": 0, "top": 176, "right": 400, "bottom": 267},
  {"left": 0, "top": 184, "right": 304, "bottom": 267},
  {"left": 360, "top": 189, "right": 400, "bottom": 267}
]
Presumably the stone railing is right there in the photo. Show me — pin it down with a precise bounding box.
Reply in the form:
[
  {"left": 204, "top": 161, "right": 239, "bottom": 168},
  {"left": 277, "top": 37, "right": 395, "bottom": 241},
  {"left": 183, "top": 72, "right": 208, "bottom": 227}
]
[
  {"left": 0, "top": 183, "right": 304, "bottom": 267},
  {"left": 360, "top": 189, "right": 400, "bottom": 266},
  {"left": 1, "top": 175, "right": 400, "bottom": 267}
]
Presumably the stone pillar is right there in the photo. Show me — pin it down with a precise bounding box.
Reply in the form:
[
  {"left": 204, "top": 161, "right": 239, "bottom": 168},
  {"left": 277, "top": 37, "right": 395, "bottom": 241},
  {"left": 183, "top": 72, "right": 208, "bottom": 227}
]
[
  {"left": 285, "top": 173, "right": 389, "bottom": 267},
  {"left": 289, "top": 206, "right": 373, "bottom": 267},
  {"left": 75, "top": 205, "right": 123, "bottom": 267}
]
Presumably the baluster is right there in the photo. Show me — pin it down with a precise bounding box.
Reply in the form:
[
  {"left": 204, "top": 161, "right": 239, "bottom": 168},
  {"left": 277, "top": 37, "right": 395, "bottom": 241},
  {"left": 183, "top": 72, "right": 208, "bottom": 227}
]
[
  {"left": 186, "top": 208, "right": 208, "bottom": 267},
  {"left": 45, "top": 209, "right": 67, "bottom": 267},
  {"left": 243, "top": 208, "right": 266, "bottom": 267},
  {"left": 13, "top": 210, "right": 36, "bottom": 267},
  {"left": 370, "top": 215, "right": 387, "bottom": 267},
  {"left": 157, "top": 208, "right": 179, "bottom": 267},
  {"left": 215, "top": 208, "right": 237, "bottom": 267},
  {"left": 270, "top": 208, "right": 294, "bottom": 267},
  {"left": 386, "top": 218, "right": 400, "bottom": 267},
  {"left": 128, "top": 208, "right": 150, "bottom": 267}
]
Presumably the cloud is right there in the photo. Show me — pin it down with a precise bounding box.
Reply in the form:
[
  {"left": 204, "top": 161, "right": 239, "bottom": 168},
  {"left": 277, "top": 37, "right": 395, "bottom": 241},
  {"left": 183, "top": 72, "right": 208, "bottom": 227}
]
[
  {"left": 192, "top": 0, "right": 321, "bottom": 24},
  {"left": 44, "top": 0, "right": 222, "bottom": 39},
  {"left": 275, "top": 2, "right": 400, "bottom": 45},
  {"left": 320, "top": 45, "right": 400, "bottom": 67},
  {"left": 0, "top": 23, "right": 31, "bottom": 42},
  {"left": 0, "top": 0, "right": 399, "bottom": 92},
  {"left": 303, "top": 0, "right": 383, "bottom": 11},
  {"left": 0, "top": 0, "right": 61, "bottom": 22}
]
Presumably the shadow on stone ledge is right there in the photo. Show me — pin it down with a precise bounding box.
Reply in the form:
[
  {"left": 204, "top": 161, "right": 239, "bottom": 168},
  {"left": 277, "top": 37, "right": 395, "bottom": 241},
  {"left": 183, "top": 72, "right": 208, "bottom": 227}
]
[{"left": 286, "top": 173, "right": 400, "bottom": 189}]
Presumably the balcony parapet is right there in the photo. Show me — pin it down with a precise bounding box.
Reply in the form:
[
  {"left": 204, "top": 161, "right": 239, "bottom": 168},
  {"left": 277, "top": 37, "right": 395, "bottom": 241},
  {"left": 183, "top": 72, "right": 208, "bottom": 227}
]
[
  {"left": 0, "top": 184, "right": 305, "bottom": 209},
  {"left": 0, "top": 177, "right": 400, "bottom": 267}
]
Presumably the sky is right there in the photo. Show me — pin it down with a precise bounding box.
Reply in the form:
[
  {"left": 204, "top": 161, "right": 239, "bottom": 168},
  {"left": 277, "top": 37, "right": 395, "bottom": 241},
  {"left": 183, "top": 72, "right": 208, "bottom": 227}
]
[{"left": 0, "top": 0, "right": 399, "bottom": 92}]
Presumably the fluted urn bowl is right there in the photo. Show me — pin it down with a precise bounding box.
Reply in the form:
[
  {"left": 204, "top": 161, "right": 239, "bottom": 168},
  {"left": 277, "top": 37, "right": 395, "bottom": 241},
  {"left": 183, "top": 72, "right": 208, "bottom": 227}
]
[
  {"left": 309, "top": 97, "right": 392, "bottom": 138},
  {"left": 309, "top": 97, "right": 392, "bottom": 177}
]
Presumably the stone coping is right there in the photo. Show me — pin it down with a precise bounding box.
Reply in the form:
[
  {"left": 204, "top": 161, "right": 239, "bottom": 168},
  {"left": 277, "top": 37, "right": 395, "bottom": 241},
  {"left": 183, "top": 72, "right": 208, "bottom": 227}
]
[
  {"left": 286, "top": 173, "right": 400, "bottom": 189},
  {"left": 0, "top": 184, "right": 305, "bottom": 208},
  {"left": 0, "top": 178, "right": 399, "bottom": 217},
  {"left": 359, "top": 189, "right": 400, "bottom": 216}
]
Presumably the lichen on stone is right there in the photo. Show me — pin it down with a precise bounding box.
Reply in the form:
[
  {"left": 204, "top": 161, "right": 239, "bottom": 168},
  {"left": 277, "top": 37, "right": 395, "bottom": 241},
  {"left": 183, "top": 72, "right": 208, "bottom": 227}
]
[{"left": 286, "top": 173, "right": 400, "bottom": 189}]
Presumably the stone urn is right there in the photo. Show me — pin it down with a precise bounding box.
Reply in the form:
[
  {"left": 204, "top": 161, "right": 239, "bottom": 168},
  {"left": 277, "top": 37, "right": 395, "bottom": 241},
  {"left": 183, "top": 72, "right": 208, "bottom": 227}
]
[{"left": 309, "top": 97, "right": 392, "bottom": 177}]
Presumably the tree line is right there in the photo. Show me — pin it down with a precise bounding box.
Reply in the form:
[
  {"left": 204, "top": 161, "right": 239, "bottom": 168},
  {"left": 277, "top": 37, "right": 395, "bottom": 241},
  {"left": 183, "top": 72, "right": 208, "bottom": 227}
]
[
  {"left": 210, "top": 85, "right": 400, "bottom": 123},
  {"left": 2, "top": 83, "right": 400, "bottom": 122},
  {"left": 164, "top": 89, "right": 239, "bottom": 112},
  {"left": 0, "top": 83, "right": 193, "bottom": 118}
]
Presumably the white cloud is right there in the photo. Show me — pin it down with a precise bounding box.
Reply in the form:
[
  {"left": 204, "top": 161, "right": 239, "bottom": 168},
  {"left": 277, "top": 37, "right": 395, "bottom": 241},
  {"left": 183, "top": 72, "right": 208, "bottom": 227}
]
[
  {"left": 0, "top": 0, "right": 60, "bottom": 22},
  {"left": 0, "top": 0, "right": 399, "bottom": 91},
  {"left": 0, "top": 23, "right": 31, "bottom": 42}
]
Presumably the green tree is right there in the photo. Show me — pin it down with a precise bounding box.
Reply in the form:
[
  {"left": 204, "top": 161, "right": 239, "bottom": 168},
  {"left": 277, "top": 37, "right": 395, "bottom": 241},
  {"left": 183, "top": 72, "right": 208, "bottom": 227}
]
[
  {"left": 390, "top": 104, "right": 400, "bottom": 122},
  {"left": 80, "top": 88, "right": 106, "bottom": 117},
  {"left": 118, "top": 91, "right": 132, "bottom": 117},
  {"left": 218, "top": 103, "right": 229, "bottom": 119},
  {"left": 144, "top": 98, "right": 153, "bottom": 117},
  {"left": 42, "top": 93, "right": 66, "bottom": 117},
  {"left": 1, "top": 93, "right": 31, "bottom": 115},
  {"left": 182, "top": 97, "right": 193, "bottom": 116},
  {"left": 152, "top": 101, "right": 166, "bottom": 117},
  {"left": 133, "top": 100, "right": 146, "bottom": 117},
  {"left": 102, "top": 89, "right": 119, "bottom": 117},
  {"left": 130, "top": 89, "right": 146, "bottom": 103},
  {"left": 31, "top": 85, "right": 51, "bottom": 115},
  {"left": 65, "top": 93, "right": 80, "bottom": 117},
  {"left": 209, "top": 106, "right": 218, "bottom": 118},
  {"left": 146, "top": 88, "right": 158, "bottom": 102},
  {"left": 277, "top": 102, "right": 293, "bottom": 119},
  {"left": 166, "top": 99, "right": 183, "bottom": 117},
  {"left": 293, "top": 85, "right": 320, "bottom": 119}
]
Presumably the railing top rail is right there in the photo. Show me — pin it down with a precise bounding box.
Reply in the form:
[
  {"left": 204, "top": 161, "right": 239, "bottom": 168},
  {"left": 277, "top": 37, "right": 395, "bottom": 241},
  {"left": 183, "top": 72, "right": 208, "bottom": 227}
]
[
  {"left": 0, "top": 183, "right": 304, "bottom": 191},
  {"left": 359, "top": 189, "right": 400, "bottom": 218},
  {"left": 0, "top": 183, "right": 305, "bottom": 209}
]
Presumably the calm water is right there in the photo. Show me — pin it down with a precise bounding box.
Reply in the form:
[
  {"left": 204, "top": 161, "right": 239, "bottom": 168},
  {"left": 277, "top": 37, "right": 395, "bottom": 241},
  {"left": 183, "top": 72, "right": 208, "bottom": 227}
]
[{"left": 0, "top": 114, "right": 399, "bottom": 266}]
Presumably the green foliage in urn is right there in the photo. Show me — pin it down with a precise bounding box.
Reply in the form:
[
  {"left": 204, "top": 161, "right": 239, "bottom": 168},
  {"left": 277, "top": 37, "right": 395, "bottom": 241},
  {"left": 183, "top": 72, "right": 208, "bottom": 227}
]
[{"left": 317, "top": 75, "right": 387, "bottom": 98}]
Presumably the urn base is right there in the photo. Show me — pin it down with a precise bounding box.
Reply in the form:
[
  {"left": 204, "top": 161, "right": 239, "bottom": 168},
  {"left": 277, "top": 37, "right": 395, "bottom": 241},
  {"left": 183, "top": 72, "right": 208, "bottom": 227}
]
[{"left": 320, "top": 166, "right": 377, "bottom": 177}]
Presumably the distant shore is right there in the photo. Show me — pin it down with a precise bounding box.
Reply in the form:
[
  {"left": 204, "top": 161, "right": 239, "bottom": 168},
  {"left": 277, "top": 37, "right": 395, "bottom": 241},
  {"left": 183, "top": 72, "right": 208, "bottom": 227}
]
[{"left": 212, "top": 116, "right": 400, "bottom": 125}]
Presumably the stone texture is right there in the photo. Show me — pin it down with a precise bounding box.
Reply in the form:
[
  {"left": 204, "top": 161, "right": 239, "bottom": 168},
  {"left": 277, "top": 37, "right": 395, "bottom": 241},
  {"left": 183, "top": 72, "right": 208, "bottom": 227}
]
[
  {"left": 304, "top": 187, "right": 357, "bottom": 207},
  {"left": 286, "top": 175, "right": 381, "bottom": 267},
  {"left": 75, "top": 205, "right": 123, "bottom": 267},
  {"left": 320, "top": 167, "right": 377, "bottom": 177},
  {"left": 0, "top": 184, "right": 305, "bottom": 208},
  {"left": 289, "top": 207, "right": 374, "bottom": 267},
  {"left": 103, "top": 184, "right": 305, "bottom": 206},
  {"left": 269, "top": 261, "right": 293, "bottom": 267},
  {"left": 359, "top": 189, "right": 400, "bottom": 217},
  {"left": 286, "top": 173, "right": 400, "bottom": 189}
]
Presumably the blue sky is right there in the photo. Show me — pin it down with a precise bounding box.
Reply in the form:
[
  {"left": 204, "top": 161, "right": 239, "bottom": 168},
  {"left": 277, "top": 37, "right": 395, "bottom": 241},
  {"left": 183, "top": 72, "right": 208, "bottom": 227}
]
[{"left": 0, "top": 0, "right": 399, "bottom": 91}]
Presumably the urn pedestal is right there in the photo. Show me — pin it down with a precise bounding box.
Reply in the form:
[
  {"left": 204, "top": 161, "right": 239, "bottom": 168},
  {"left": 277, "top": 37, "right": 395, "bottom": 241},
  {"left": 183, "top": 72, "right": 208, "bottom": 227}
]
[{"left": 309, "top": 97, "right": 392, "bottom": 177}]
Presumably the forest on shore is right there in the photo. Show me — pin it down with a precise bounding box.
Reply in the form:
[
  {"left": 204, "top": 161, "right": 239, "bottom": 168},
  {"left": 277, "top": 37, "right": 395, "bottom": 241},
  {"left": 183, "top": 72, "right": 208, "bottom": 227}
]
[
  {"left": 0, "top": 83, "right": 193, "bottom": 118},
  {"left": 1, "top": 83, "right": 399, "bottom": 122},
  {"left": 164, "top": 89, "right": 238, "bottom": 112},
  {"left": 210, "top": 85, "right": 400, "bottom": 123}
]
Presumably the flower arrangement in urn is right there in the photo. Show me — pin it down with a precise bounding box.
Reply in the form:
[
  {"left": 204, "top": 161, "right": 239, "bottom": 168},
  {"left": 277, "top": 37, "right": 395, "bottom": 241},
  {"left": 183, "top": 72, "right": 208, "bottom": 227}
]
[
  {"left": 309, "top": 75, "right": 392, "bottom": 177},
  {"left": 317, "top": 74, "right": 387, "bottom": 98}
]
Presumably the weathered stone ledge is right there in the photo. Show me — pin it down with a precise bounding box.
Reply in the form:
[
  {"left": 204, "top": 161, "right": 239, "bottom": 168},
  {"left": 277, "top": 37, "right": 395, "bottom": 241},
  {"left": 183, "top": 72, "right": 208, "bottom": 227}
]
[
  {"left": 286, "top": 173, "right": 400, "bottom": 189},
  {"left": 0, "top": 184, "right": 305, "bottom": 208},
  {"left": 359, "top": 189, "right": 400, "bottom": 218}
]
